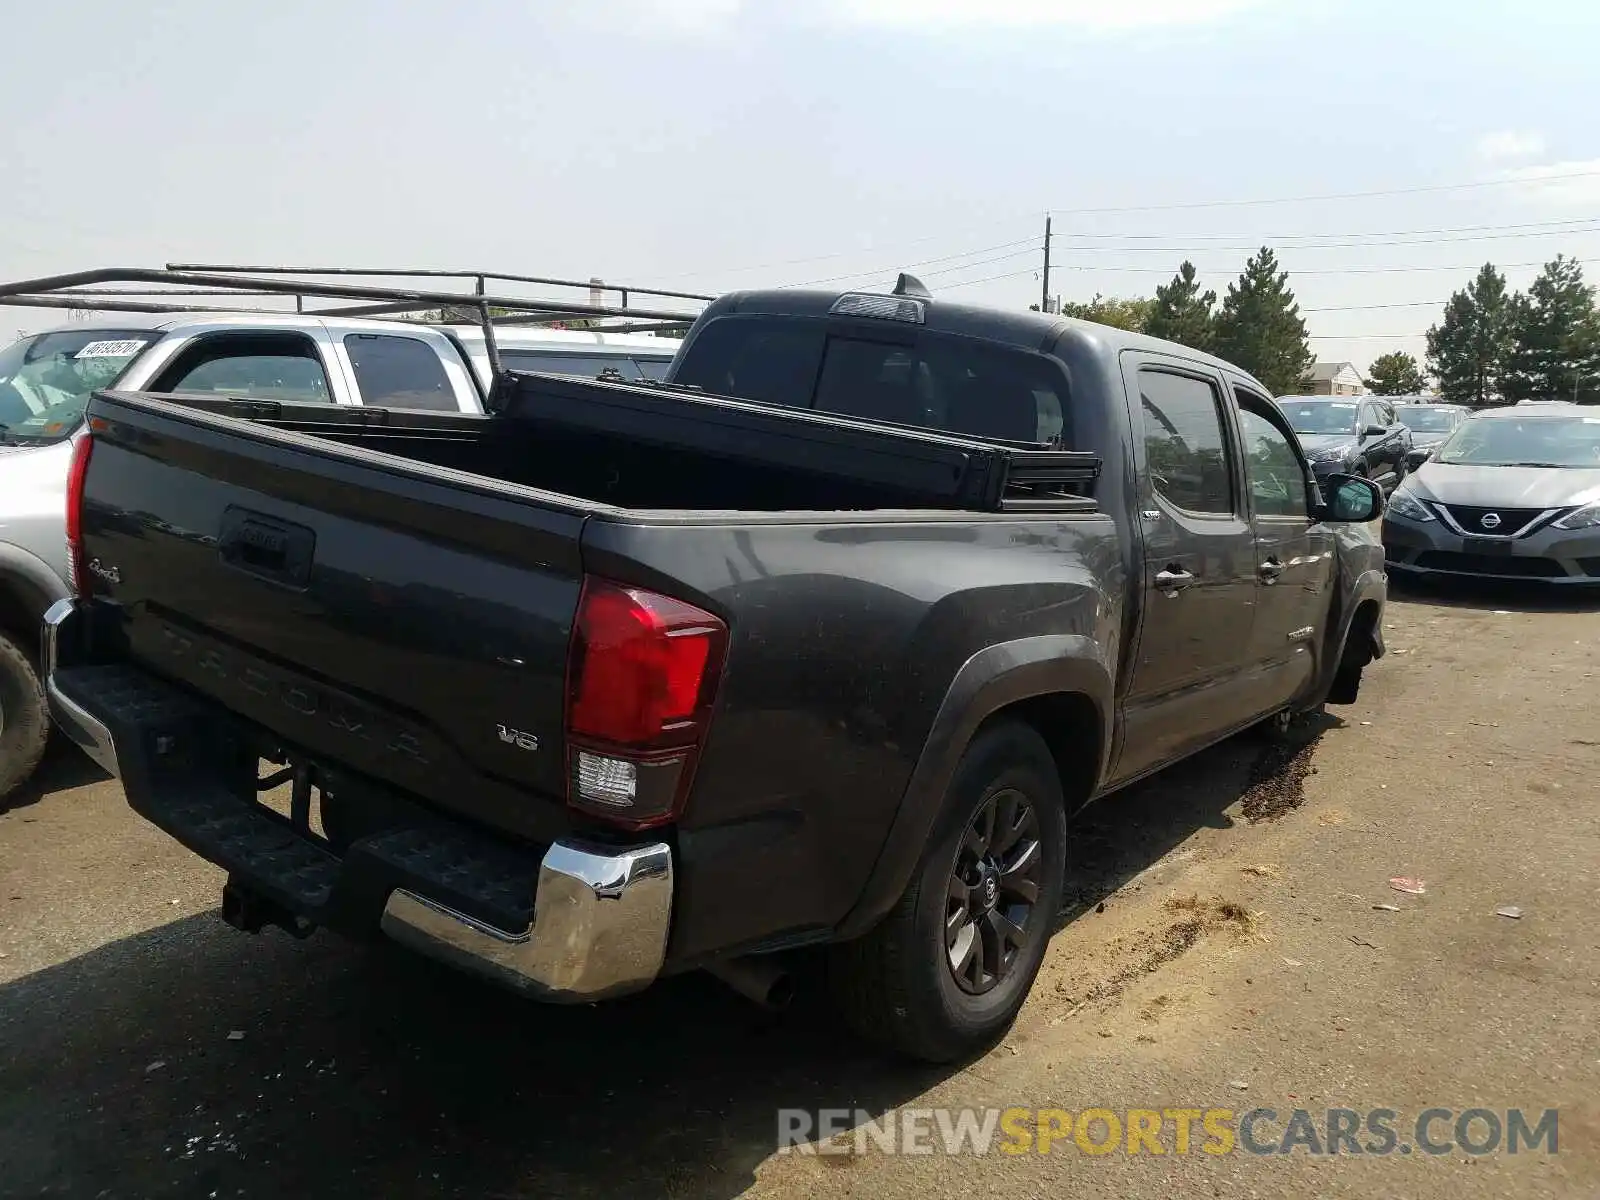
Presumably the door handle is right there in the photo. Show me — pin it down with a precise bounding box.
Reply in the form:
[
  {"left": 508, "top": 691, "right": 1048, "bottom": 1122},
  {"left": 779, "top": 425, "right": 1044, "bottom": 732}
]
[
  {"left": 1259, "top": 557, "right": 1285, "bottom": 583},
  {"left": 1154, "top": 567, "right": 1195, "bottom": 594}
]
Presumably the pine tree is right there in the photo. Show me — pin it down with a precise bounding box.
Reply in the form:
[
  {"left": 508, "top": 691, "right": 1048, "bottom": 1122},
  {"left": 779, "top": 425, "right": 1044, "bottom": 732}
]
[
  {"left": 1058, "top": 294, "right": 1155, "bottom": 333},
  {"left": 1364, "top": 351, "right": 1428, "bottom": 395},
  {"left": 1500, "top": 255, "right": 1600, "bottom": 403},
  {"left": 1211, "top": 248, "right": 1313, "bottom": 395},
  {"left": 1424, "top": 263, "right": 1513, "bottom": 405},
  {"left": 1144, "top": 261, "right": 1217, "bottom": 353}
]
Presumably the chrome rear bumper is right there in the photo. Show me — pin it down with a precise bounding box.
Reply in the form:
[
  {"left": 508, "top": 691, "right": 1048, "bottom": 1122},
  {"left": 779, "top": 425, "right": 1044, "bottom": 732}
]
[
  {"left": 42, "top": 596, "right": 674, "bottom": 1002},
  {"left": 42, "top": 598, "right": 119, "bottom": 777},
  {"left": 381, "top": 839, "right": 673, "bottom": 1002}
]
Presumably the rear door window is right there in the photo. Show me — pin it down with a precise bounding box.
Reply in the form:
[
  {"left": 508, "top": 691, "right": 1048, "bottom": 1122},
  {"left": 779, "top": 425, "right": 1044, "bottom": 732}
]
[
  {"left": 1137, "top": 368, "right": 1235, "bottom": 515},
  {"left": 151, "top": 333, "right": 332, "bottom": 403},
  {"left": 343, "top": 333, "right": 457, "bottom": 411},
  {"left": 1236, "top": 404, "right": 1309, "bottom": 518}
]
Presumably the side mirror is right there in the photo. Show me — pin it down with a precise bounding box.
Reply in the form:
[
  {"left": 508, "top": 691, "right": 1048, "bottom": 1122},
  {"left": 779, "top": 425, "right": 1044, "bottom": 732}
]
[
  {"left": 1405, "top": 447, "right": 1432, "bottom": 470},
  {"left": 1362, "top": 423, "right": 1387, "bottom": 438},
  {"left": 1322, "top": 473, "right": 1383, "bottom": 523}
]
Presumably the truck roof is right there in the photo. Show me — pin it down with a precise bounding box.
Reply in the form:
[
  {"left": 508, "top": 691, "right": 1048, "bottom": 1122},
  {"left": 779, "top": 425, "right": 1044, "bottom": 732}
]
[{"left": 711, "top": 286, "right": 1270, "bottom": 390}]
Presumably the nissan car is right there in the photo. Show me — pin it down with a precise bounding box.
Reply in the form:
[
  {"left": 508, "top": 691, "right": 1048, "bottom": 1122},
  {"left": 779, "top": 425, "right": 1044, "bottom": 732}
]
[{"left": 1382, "top": 405, "right": 1600, "bottom": 584}]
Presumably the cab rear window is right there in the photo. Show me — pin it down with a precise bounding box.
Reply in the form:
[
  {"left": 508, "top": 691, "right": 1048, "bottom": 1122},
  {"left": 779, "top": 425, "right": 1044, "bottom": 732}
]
[{"left": 673, "top": 316, "right": 1070, "bottom": 445}]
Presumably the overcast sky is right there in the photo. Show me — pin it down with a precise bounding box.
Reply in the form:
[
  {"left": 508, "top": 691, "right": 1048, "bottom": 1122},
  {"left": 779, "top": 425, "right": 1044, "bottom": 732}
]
[{"left": 5, "top": 0, "right": 1599, "bottom": 371}]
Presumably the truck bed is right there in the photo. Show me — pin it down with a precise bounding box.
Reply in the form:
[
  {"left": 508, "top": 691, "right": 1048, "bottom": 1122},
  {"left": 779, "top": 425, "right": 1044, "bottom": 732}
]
[
  {"left": 141, "top": 369, "right": 1100, "bottom": 515},
  {"left": 75, "top": 383, "right": 1109, "bottom": 889}
]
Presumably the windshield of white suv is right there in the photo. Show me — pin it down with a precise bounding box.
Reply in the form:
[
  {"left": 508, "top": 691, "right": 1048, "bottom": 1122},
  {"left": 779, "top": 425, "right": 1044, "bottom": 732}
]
[
  {"left": 1434, "top": 414, "right": 1600, "bottom": 467},
  {"left": 0, "top": 329, "right": 156, "bottom": 444}
]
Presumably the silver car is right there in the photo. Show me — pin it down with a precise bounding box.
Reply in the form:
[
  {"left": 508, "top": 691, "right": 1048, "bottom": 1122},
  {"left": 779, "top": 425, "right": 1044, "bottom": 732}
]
[{"left": 1382, "top": 404, "right": 1600, "bottom": 584}]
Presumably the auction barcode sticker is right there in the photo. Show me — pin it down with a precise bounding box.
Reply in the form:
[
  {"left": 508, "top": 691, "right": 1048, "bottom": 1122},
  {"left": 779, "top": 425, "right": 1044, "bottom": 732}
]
[{"left": 74, "top": 339, "right": 145, "bottom": 359}]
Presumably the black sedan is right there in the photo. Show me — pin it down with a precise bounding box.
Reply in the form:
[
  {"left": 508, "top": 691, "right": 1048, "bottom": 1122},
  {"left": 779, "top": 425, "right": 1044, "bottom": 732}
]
[{"left": 1275, "top": 396, "right": 1413, "bottom": 494}]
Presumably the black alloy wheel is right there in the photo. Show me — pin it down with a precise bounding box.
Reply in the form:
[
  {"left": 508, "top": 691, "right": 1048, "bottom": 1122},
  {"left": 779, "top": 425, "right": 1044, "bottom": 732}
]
[{"left": 944, "top": 786, "right": 1043, "bottom": 995}]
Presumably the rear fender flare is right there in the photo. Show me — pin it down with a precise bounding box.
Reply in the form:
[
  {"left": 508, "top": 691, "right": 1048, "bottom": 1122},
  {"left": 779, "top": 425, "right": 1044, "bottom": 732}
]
[
  {"left": 0, "top": 544, "right": 70, "bottom": 652},
  {"left": 835, "top": 634, "right": 1113, "bottom": 940}
]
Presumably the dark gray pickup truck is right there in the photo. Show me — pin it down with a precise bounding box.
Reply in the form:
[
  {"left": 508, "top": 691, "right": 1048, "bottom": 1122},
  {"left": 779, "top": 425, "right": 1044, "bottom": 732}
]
[{"left": 43, "top": 280, "right": 1387, "bottom": 1061}]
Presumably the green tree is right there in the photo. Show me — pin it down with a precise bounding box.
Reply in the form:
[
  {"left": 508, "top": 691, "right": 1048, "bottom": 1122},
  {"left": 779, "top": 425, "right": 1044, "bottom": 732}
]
[
  {"left": 1059, "top": 294, "right": 1155, "bottom": 333},
  {"left": 1144, "top": 261, "right": 1216, "bottom": 353},
  {"left": 1211, "top": 247, "right": 1313, "bottom": 395},
  {"left": 1500, "top": 255, "right": 1600, "bottom": 404},
  {"left": 1424, "top": 263, "right": 1513, "bottom": 405},
  {"left": 1364, "top": 351, "right": 1428, "bottom": 395}
]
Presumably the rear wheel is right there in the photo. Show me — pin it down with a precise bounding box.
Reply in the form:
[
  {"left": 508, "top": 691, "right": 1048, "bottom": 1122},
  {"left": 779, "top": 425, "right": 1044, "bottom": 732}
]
[
  {"left": 0, "top": 631, "right": 49, "bottom": 802},
  {"left": 828, "top": 720, "right": 1067, "bottom": 1062}
]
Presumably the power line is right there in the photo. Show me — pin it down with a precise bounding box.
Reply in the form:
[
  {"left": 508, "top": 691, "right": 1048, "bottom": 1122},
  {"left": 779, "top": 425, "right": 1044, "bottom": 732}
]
[
  {"left": 1302, "top": 300, "right": 1447, "bottom": 312},
  {"left": 1055, "top": 214, "right": 1600, "bottom": 243},
  {"left": 661, "top": 215, "right": 1036, "bottom": 281},
  {"left": 670, "top": 172, "right": 1600, "bottom": 285},
  {"left": 1048, "top": 169, "right": 1600, "bottom": 216},
  {"left": 779, "top": 223, "right": 1600, "bottom": 293},
  {"left": 1052, "top": 222, "right": 1600, "bottom": 255},
  {"left": 1056, "top": 256, "right": 1600, "bottom": 277},
  {"left": 1309, "top": 333, "right": 1428, "bottom": 340},
  {"left": 943, "top": 267, "right": 1044, "bottom": 288},
  {"left": 784, "top": 236, "right": 1038, "bottom": 287},
  {"left": 916, "top": 248, "right": 1039, "bottom": 279}
]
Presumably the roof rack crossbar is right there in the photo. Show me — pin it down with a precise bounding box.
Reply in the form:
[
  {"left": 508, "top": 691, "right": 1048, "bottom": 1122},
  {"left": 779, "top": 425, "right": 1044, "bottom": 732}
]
[
  {"left": 165, "top": 263, "right": 714, "bottom": 305},
  {"left": 1, "top": 267, "right": 709, "bottom": 358},
  {"left": 49, "top": 287, "right": 289, "bottom": 299},
  {"left": 0, "top": 268, "right": 697, "bottom": 321},
  {"left": 0, "top": 295, "right": 281, "bottom": 315}
]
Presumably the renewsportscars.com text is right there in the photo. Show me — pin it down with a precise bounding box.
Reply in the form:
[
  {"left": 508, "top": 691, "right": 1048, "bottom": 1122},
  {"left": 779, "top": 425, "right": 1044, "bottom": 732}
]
[{"left": 778, "top": 1106, "right": 1559, "bottom": 1158}]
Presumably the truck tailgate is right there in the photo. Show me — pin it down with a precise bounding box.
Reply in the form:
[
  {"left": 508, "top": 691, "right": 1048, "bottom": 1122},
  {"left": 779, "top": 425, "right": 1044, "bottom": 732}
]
[{"left": 78, "top": 393, "right": 588, "bottom": 843}]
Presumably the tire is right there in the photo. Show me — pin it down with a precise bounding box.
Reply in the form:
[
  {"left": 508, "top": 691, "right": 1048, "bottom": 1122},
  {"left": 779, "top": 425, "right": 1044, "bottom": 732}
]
[
  {"left": 1326, "top": 656, "right": 1365, "bottom": 705},
  {"left": 1326, "top": 617, "right": 1376, "bottom": 705},
  {"left": 0, "top": 630, "right": 49, "bottom": 801},
  {"left": 827, "top": 720, "right": 1067, "bottom": 1063}
]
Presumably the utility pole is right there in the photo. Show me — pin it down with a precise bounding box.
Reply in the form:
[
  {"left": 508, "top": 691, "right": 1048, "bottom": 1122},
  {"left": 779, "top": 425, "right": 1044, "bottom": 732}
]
[{"left": 1041, "top": 214, "right": 1052, "bottom": 313}]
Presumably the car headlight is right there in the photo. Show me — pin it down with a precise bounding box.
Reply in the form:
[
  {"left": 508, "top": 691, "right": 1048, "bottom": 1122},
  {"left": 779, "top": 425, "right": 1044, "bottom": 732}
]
[
  {"left": 1309, "top": 446, "right": 1348, "bottom": 464},
  {"left": 1553, "top": 503, "right": 1600, "bottom": 530},
  {"left": 1386, "top": 488, "right": 1434, "bottom": 523}
]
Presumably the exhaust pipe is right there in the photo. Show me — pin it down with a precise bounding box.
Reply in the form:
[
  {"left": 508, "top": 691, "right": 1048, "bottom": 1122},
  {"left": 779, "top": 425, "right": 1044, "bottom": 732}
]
[
  {"left": 220, "top": 879, "right": 315, "bottom": 940},
  {"left": 707, "top": 955, "right": 796, "bottom": 1011}
]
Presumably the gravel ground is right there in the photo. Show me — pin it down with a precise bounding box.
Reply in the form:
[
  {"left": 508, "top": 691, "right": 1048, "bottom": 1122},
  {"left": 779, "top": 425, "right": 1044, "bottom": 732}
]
[{"left": 1, "top": 578, "right": 1597, "bottom": 1198}]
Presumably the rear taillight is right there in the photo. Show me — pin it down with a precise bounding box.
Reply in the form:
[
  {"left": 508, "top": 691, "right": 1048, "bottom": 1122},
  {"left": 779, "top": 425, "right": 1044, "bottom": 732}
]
[
  {"left": 65, "top": 430, "right": 94, "bottom": 598},
  {"left": 564, "top": 577, "right": 727, "bottom": 829}
]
